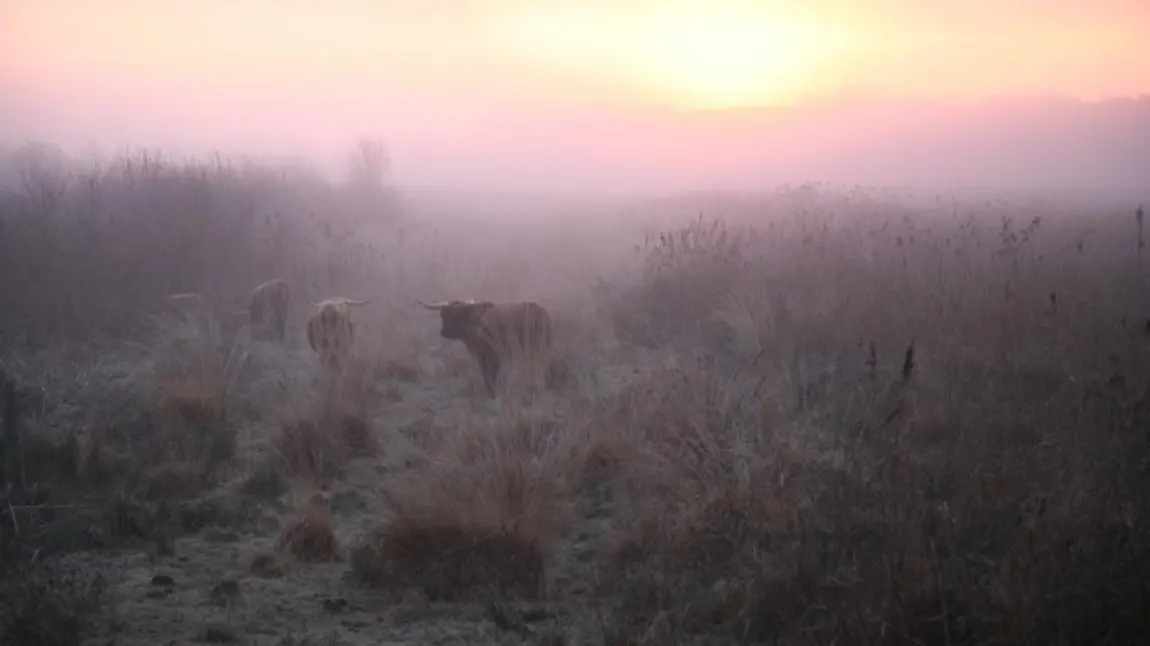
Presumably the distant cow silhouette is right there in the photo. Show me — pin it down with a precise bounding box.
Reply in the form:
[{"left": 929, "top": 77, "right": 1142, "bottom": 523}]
[
  {"left": 162, "top": 292, "right": 210, "bottom": 329},
  {"left": 418, "top": 299, "right": 553, "bottom": 396},
  {"left": 249, "top": 279, "right": 291, "bottom": 343},
  {"left": 306, "top": 297, "right": 369, "bottom": 370}
]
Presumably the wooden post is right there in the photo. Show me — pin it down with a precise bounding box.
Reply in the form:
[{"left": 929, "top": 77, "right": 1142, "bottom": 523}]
[{"left": 1, "top": 372, "right": 23, "bottom": 491}]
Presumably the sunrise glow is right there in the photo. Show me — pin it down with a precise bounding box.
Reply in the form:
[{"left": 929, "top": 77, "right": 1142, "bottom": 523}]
[
  {"left": 493, "top": 2, "right": 853, "bottom": 109},
  {"left": 3, "top": 0, "right": 1148, "bottom": 114},
  {"left": 2, "top": 0, "right": 1148, "bottom": 186}
]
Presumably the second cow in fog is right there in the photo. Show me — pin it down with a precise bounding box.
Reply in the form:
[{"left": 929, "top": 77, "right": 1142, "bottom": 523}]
[
  {"left": 164, "top": 292, "right": 207, "bottom": 316},
  {"left": 418, "top": 299, "right": 553, "bottom": 396},
  {"left": 249, "top": 278, "right": 292, "bottom": 343},
  {"left": 162, "top": 292, "right": 210, "bottom": 328},
  {"left": 307, "top": 297, "right": 369, "bottom": 370}
]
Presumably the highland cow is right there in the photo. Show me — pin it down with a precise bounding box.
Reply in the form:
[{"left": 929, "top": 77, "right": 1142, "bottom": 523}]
[
  {"left": 249, "top": 278, "right": 292, "bottom": 343},
  {"left": 307, "top": 297, "right": 369, "bottom": 370},
  {"left": 418, "top": 299, "right": 553, "bottom": 396}
]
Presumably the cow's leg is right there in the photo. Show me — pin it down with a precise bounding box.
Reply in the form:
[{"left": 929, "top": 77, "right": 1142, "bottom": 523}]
[
  {"left": 475, "top": 350, "right": 500, "bottom": 397},
  {"left": 483, "top": 363, "right": 499, "bottom": 396},
  {"left": 481, "top": 367, "right": 498, "bottom": 396}
]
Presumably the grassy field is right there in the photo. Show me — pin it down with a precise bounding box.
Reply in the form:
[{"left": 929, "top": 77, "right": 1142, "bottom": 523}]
[{"left": 0, "top": 153, "right": 1147, "bottom": 645}]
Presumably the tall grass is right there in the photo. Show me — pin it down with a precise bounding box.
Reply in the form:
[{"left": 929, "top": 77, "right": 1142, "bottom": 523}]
[
  {"left": 1, "top": 145, "right": 1146, "bottom": 644},
  {"left": 580, "top": 196, "right": 1150, "bottom": 644},
  {"left": 0, "top": 147, "right": 397, "bottom": 346}
]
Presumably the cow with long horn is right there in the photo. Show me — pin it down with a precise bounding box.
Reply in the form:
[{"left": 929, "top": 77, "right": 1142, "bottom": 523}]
[
  {"left": 307, "top": 297, "right": 370, "bottom": 370},
  {"left": 417, "top": 299, "right": 553, "bottom": 396},
  {"left": 249, "top": 278, "right": 291, "bottom": 343},
  {"left": 164, "top": 292, "right": 206, "bottom": 316}
]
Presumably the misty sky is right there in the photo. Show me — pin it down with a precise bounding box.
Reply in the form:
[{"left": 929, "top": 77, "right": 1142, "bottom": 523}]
[{"left": 2, "top": 0, "right": 1148, "bottom": 190}]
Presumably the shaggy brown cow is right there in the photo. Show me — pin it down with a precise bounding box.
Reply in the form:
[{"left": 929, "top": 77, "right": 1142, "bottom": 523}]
[
  {"left": 249, "top": 278, "right": 291, "bottom": 343},
  {"left": 417, "top": 299, "right": 553, "bottom": 396},
  {"left": 306, "top": 297, "right": 369, "bottom": 370}
]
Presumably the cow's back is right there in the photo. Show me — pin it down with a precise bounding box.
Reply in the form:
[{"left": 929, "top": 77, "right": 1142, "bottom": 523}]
[
  {"left": 251, "top": 280, "right": 289, "bottom": 317},
  {"left": 486, "top": 302, "right": 552, "bottom": 356}
]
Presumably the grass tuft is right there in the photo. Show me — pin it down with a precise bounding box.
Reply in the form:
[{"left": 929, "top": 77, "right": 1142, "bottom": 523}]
[
  {"left": 350, "top": 520, "right": 547, "bottom": 602},
  {"left": 350, "top": 421, "right": 564, "bottom": 601},
  {"left": 0, "top": 563, "right": 109, "bottom": 646},
  {"left": 277, "top": 507, "right": 340, "bottom": 563}
]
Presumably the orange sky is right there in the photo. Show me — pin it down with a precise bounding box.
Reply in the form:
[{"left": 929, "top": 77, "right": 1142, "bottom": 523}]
[
  {"left": 1, "top": 0, "right": 1147, "bottom": 190},
  {"left": 3, "top": 0, "right": 1146, "bottom": 111}
]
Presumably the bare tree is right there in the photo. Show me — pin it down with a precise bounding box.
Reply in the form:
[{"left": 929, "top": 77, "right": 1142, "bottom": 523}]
[
  {"left": 12, "top": 141, "right": 71, "bottom": 220},
  {"left": 344, "top": 135, "right": 400, "bottom": 223},
  {"left": 349, "top": 135, "right": 390, "bottom": 192}
]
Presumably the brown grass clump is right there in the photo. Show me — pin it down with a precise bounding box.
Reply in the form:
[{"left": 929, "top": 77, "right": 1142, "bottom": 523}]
[
  {"left": 574, "top": 434, "right": 634, "bottom": 491},
  {"left": 276, "top": 507, "right": 340, "bottom": 563},
  {"left": 273, "top": 398, "right": 375, "bottom": 484},
  {"left": 351, "top": 520, "right": 547, "bottom": 602},
  {"left": 272, "top": 415, "right": 335, "bottom": 482},
  {"left": 239, "top": 453, "right": 288, "bottom": 501},
  {"left": 154, "top": 368, "right": 235, "bottom": 470},
  {"left": 350, "top": 422, "right": 565, "bottom": 602},
  {"left": 157, "top": 373, "right": 225, "bottom": 427}
]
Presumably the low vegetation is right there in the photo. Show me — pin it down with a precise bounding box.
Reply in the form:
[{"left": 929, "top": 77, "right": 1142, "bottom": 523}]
[{"left": 0, "top": 146, "right": 1146, "bottom": 644}]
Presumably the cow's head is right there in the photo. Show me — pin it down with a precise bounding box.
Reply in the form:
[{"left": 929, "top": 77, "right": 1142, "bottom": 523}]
[
  {"left": 417, "top": 299, "right": 489, "bottom": 340},
  {"left": 318, "top": 304, "right": 345, "bottom": 332},
  {"left": 308, "top": 299, "right": 368, "bottom": 342}
]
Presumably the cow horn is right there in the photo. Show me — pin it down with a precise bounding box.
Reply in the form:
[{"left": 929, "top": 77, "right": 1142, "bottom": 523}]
[
  {"left": 344, "top": 298, "right": 370, "bottom": 306},
  {"left": 416, "top": 299, "right": 450, "bottom": 310}
]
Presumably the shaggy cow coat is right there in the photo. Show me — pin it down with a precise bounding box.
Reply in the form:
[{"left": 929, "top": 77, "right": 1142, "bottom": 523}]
[
  {"left": 249, "top": 278, "right": 292, "bottom": 343},
  {"left": 306, "top": 298, "right": 368, "bottom": 370},
  {"left": 419, "top": 299, "right": 553, "bottom": 395}
]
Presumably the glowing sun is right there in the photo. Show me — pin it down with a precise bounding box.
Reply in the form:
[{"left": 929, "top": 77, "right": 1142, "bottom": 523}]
[{"left": 495, "top": 2, "right": 847, "bottom": 110}]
